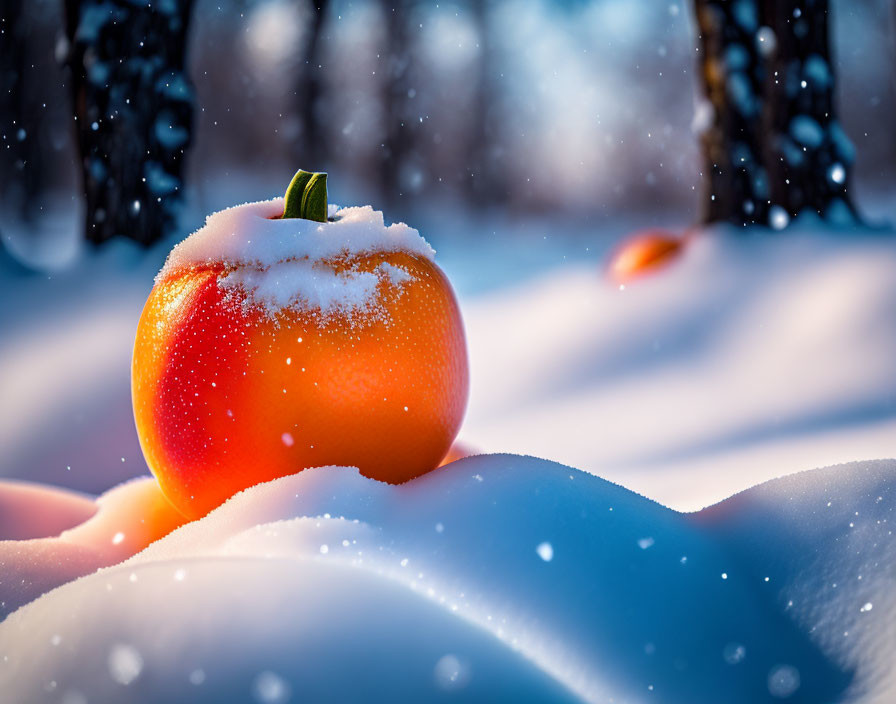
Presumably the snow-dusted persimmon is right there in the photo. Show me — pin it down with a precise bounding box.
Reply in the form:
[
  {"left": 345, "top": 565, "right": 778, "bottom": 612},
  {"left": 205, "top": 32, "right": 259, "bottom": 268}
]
[
  {"left": 608, "top": 229, "right": 684, "bottom": 282},
  {"left": 133, "top": 171, "right": 469, "bottom": 518}
]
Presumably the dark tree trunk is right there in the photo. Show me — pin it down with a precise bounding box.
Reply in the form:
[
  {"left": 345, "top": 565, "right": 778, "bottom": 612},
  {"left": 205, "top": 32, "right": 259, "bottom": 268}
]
[
  {"left": 380, "top": 0, "right": 414, "bottom": 207},
  {"left": 760, "top": 0, "right": 857, "bottom": 223},
  {"left": 1, "top": 0, "right": 43, "bottom": 221},
  {"left": 692, "top": 0, "right": 858, "bottom": 227},
  {"left": 296, "top": 0, "right": 328, "bottom": 168},
  {"left": 693, "top": 0, "right": 769, "bottom": 225},
  {"left": 62, "top": 0, "right": 195, "bottom": 245},
  {"left": 466, "top": 0, "right": 507, "bottom": 206}
]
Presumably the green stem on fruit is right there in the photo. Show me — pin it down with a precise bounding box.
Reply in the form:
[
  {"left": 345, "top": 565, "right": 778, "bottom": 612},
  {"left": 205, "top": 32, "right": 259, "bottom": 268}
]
[{"left": 282, "top": 169, "right": 328, "bottom": 222}]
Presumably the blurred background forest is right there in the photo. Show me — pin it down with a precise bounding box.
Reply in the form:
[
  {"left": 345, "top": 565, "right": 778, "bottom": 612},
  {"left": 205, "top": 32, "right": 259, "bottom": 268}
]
[{"left": 2, "top": 0, "right": 895, "bottom": 270}]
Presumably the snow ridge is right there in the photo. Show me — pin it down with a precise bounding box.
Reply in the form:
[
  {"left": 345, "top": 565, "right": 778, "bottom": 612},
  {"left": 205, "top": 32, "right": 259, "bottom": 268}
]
[{"left": 3, "top": 456, "right": 894, "bottom": 703}]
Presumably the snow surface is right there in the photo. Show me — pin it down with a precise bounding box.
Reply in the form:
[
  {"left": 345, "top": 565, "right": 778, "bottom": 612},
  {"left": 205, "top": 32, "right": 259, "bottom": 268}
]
[
  {"left": 461, "top": 224, "right": 896, "bottom": 509},
  {"left": 1, "top": 454, "right": 894, "bottom": 703},
  {"left": 159, "top": 198, "right": 434, "bottom": 316},
  {"left": 0, "top": 482, "right": 95, "bottom": 541},
  {"left": 0, "top": 477, "right": 185, "bottom": 620}
]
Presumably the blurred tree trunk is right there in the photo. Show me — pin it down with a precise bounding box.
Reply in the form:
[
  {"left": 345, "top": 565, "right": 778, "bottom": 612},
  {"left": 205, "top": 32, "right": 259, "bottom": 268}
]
[
  {"left": 693, "top": 0, "right": 769, "bottom": 225},
  {"left": 380, "top": 0, "right": 413, "bottom": 207},
  {"left": 760, "top": 0, "right": 857, "bottom": 223},
  {"left": 692, "top": 0, "right": 858, "bottom": 227},
  {"left": 62, "top": 0, "right": 195, "bottom": 245},
  {"left": 296, "top": 0, "right": 328, "bottom": 168},
  {"left": 1, "top": 0, "right": 43, "bottom": 221},
  {"left": 466, "top": 0, "right": 507, "bottom": 206}
]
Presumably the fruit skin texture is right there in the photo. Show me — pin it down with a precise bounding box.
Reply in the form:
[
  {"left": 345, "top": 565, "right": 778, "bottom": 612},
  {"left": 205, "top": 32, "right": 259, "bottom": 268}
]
[{"left": 132, "top": 250, "right": 469, "bottom": 519}]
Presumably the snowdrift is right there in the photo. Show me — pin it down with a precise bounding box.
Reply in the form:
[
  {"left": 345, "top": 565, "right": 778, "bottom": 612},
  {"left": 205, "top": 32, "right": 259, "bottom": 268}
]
[
  {"left": 2, "top": 454, "right": 893, "bottom": 703},
  {"left": 0, "top": 478, "right": 186, "bottom": 619},
  {"left": 462, "top": 227, "right": 896, "bottom": 509}
]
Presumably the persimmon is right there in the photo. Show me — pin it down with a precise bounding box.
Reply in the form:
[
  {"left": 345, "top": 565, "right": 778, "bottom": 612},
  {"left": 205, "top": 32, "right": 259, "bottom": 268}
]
[
  {"left": 607, "top": 229, "right": 684, "bottom": 282},
  {"left": 132, "top": 171, "right": 469, "bottom": 519}
]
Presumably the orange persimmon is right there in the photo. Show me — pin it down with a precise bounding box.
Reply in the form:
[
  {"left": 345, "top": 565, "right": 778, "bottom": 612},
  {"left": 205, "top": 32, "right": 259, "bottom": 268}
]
[
  {"left": 132, "top": 171, "right": 469, "bottom": 518},
  {"left": 608, "top": 229, "right": 684, "bottom": 282}
]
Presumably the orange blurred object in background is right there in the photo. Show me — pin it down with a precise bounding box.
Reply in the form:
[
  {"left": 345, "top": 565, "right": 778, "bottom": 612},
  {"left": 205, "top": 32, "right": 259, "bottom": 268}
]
[
  {"left": 132, "top": 250, "right": 469, "bottom": 519},
  {"left": 608, "top": 229, "right": 685, "bottom": 282}
]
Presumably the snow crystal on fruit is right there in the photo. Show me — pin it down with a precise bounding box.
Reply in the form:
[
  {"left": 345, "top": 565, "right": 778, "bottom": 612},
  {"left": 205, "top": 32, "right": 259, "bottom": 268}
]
[
  {"left": 161, "top": 199, "right": 434, "bottom": 275},
  {"left": 376, "top": 262, "right": 414, "bottom": 286},
  {"left": 158, "top": 199, "right": 433, "bottom": 318},
  {"left": 218, "top": 260, "right": 381, "bottom": 316}
]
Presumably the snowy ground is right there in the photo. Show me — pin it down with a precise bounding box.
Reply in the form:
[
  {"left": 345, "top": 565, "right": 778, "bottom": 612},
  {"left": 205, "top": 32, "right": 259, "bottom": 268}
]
[
  {"left": 1, "top": 456, "right": 894, "bottom": 703},
  {"left": 461, "top": 222, "right": 896, "bottom": 509},
  {"left": 2, "top": 208, "right": 896, "bottom": 701}
]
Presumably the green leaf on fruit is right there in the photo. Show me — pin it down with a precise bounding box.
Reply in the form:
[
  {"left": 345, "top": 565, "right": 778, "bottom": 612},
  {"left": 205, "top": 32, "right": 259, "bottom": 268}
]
[{"left": 282, "top": 169, "right": 328, "bottom": 223}]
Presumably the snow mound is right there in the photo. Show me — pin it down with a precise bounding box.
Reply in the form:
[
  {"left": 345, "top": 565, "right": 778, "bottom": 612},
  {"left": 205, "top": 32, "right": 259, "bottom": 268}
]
[
  {"left": 0, "top": 477, "right": 185, "bottom": 620},
  {"left": 2, "top": 454, "right": 894, "bottom": 703},
  {"left": 0, "top": 481, "right": 95, "bottom": 541},
  {"left": 157, "top": 199, "right": 435, "bottom": 316},
  {"left": 695, "top": 460, "right": 896, "bottom": 703}
]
